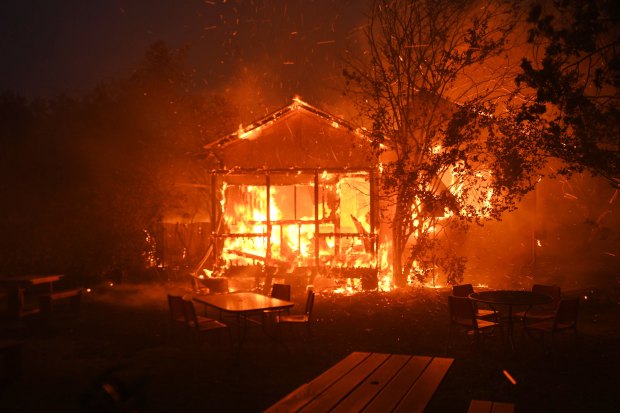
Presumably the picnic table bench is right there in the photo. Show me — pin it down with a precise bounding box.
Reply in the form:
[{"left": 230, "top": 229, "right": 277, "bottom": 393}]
[
  {"left": 38, "top": 288, "right": 83, "bottom": 315},
  {"left": 265, "top": 352, "right": 454, "bottom": 413},
  {"left": 0, "top": 274, "right": 64, "bottom": 319}
]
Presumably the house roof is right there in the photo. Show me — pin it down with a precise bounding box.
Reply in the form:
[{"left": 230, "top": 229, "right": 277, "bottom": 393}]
[{"left": 202, "top": 98, "right": 375, "bottom": 171}]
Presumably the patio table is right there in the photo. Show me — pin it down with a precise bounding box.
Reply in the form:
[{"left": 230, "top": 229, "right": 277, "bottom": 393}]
[
  {"left": 192, "top": 291, "right": 294, "bottom": 349},
  {"left": 265, "top": 351, "right": 454, "bottom": 413},
  {"left": 469, "top": 290, "right": 553, "bottom": 351}
]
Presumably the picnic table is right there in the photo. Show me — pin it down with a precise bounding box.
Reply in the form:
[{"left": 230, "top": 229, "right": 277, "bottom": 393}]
[
  {"left": 0, "top": 274, "right": 64, "bottom": 318},
  {"left": 265, "top": 351, "right": 454, "bottom": 413}
]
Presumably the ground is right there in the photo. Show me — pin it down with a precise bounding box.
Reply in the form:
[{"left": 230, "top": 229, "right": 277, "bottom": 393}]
[{"left": 1, "top": 280, "right": 619, "bottom": 412}]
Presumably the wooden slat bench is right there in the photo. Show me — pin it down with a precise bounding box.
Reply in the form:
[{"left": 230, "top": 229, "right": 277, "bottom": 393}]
[
  {"left": 265, "top": 352, "right": 454, "bottom": 413},
  {"left": 0, "top": 339, "right": 24, "bottom": 381},
  {"left": 468, "top": 399, "right": 515, "bottom": 413},
  {"left": 39, "top": 288, "right": 83, "bottom": 315}
]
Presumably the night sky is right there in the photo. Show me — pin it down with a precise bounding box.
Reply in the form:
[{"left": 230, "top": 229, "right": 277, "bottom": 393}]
[{"left": 1, "top": 0, "right": 369, "bottom": 115}]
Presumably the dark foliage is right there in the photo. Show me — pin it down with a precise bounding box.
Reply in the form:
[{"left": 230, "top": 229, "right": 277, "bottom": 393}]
[
  {"left": 0, "top": 42, "right": 238, "bottom": 283},
  {"left": 515, "top": 0, "right": 620, "bottom": 187}
]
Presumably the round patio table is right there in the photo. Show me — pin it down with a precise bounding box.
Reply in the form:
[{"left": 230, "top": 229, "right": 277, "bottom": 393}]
[{"left": 469, "top": 290, "right": 553, "bottom": 351}]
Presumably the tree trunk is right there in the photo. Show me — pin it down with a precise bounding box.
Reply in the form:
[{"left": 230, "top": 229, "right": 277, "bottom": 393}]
[{"left": 392, "top": 212, "right": 407, "bottom": 287}]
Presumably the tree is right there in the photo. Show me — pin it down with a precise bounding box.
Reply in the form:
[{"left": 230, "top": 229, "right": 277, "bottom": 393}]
[
  {"left": 345, "top": 0, "right": 544, "bottom": 286},
  {"left": 0, "top": 43, "right": 238, "bottom": 281},
  {"left": 513, "top": 0, "right": 620, "bottom": 188},
  {"left": 75, "top": 41, "right": 238, "bottom": 277}
]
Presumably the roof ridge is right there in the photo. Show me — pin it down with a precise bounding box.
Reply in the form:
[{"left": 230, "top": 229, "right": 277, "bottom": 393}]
[{"left": 203, "top": 97, "right": 365, "bottom": 150}]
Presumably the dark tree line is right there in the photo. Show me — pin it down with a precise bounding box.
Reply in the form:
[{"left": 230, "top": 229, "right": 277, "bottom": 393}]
[{"left": 0, "top": 42, "right": 238, "bottom": 283}]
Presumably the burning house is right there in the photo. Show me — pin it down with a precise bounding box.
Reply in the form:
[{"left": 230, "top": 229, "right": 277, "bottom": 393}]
[
  {"left": 192, "top": 98, "right": 381, "bottom": 292},
  {"left": 157, "top": 97, "right": 619, "bottom": 293}
]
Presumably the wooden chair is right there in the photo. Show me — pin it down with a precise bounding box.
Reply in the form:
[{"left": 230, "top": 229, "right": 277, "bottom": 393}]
[
  {"left": 524, "top": 297, "right": 579, "bottom": 355},
  {"left": 452, "top": 284, "right": 496, "bottom": 320},
  {"left": 276, "top": 289, "right": 315, "bottom": 341},
  {"left": 448, "top": 296, "right": 502, "bottom": 353},
  {"left": 515, "top": 284, "right": 561, "bottom": 324}
]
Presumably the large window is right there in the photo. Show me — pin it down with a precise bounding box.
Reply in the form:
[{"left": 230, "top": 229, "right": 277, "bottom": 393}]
[{"left": 218, "top": 170, "right": 374, "bottom": 269}]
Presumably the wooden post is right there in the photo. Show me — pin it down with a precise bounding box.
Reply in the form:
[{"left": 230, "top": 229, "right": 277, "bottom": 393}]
[
  {"left": 211, "top": 172, "right": 219, "bottom": 269},
  {"left": 369, "top": 168, "right": 377, "bottom": 264},
  {"left": 266, "top": 174, "right": 272, "bottom": 264},
  {"left": 314, "top": 171, "right": 320, "bottom": 279}
]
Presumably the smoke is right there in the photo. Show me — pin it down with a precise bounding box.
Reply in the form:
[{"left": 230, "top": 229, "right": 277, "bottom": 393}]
[
  {"left": 190, "top": 0, "right": 370, "bottom": 122},
  {"left": 463, "top": 166, "right": 620, "bottom": 290}
]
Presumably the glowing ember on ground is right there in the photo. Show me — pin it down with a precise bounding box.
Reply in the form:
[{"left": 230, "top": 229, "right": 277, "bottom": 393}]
[{"left": 503, "top": 370, "right": 517, "bottom": 385}]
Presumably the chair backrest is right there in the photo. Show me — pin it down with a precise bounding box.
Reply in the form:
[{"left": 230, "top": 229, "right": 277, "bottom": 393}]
[
  {"left": 554, "top": 298, "right": 579, "bottom": 329},
  {"left": 532, "top": 284, "right": 561, "bottom": 304},
  {"left": 181, "top": 298, "right": 199, "bottom": 329},
  {"left": 271, "top": 283, "right": 291, "bottom": 301},
  {"left": 168, "top": 294, "right": 186, "bottom": 324},
  {"left": 448, "top": 295, "right": 477, "bottom": 328},
  {"left": 452, "top": 284, "right": 474, "bottom": 298},
  {"left": 304, "top": 290, "right": 315, "bottom": 318}
]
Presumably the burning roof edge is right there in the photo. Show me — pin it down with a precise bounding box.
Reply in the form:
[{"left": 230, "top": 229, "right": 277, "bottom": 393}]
[{"left": 203, "top": 96, "right": 369, "bottom": 151}]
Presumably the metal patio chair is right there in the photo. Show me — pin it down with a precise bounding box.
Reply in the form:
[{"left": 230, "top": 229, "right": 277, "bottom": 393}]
[
  {"left": 181, "top": 297, "right": 229, "bottom": 348},
  {"left": 167, "top": 294, "right": 187, "bottom": 328},
  {"left": 452, "top": 284, "right": 496, "bottom": 320},
  {"left": 276, "top": 289, "right": 315, "bottom": 342},
  {"left": 524, "top": 297, "right": 579, "bottom": 356},
  {"left": 262, "top": 283, "right": 292, "bottom": 326},
  {"left": 515, "top": 284, "right": 561, "bottom": 325},
  {"left": 447, "top": 295, "right": 503, "bottom": 353}
]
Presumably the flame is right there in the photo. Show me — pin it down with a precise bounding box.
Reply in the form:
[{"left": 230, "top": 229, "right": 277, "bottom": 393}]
[
  {"left": 375, "top": 239, "right": 394, "bottom": 292},
  {"left": 218, "top": 174, "right": 377, "bottom": 291},
  {"left": 333, "top": 278, "right": 362, "bottom": 294},
  {"left": 212, "top": 159, "right": 497, "bottom": 292},
  {"left": 222, "top": 175, "right": 370, "bottom": 266}
]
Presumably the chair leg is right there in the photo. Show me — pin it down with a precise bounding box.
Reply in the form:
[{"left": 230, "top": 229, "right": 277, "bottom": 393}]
[
  {"left": 573, "top": 328, "right": 579, "bottom": 353},
  {"left": 472, "top": 331, "right": 482, "bottom": 356},
  {"left": 497, "top": 325, "right": 505, "bottom": 351},
  {"left": 447, "top": 326, "right": 454, "bottom": 353}
]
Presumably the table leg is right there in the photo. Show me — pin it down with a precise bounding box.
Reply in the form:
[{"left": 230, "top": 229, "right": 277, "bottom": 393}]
[
  {"left": 7, "top": 286, "right": 24, "bottom": 319},
  {"left": 507, "top": 305, "right": 515, "bottom": 352}
]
